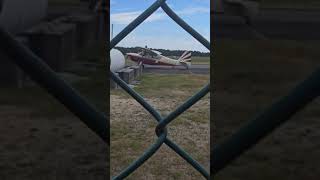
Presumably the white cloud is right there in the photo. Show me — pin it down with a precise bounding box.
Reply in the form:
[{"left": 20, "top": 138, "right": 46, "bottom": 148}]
[
  {"left": 117, "top": 33, "right": 209, "bottom": 52},
  {"left": 110, "top": 5, "right": 210, "bottom": 52},
  {"left": 111, "top": 11, "right": 142, "bottom": 24},
  {"left": 111, "top": 6, "right": 209, "bottom": 25},
  {"left": 192, "top": 0, "right": 210, "bottom": 4},
  {"left": 177, "top": 7, "right": 210, "bottom": 15},
  {"left": 111, "top": 10, "right": 166, "bottom": 24}
]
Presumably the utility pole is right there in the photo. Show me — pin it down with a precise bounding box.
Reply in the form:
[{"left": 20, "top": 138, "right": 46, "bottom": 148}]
[
  {"left": 111, "top": 24, "right": 114, "bottom": 39},
  {"left": 94, "top": 0, "right": 108, "bottom": 45}
]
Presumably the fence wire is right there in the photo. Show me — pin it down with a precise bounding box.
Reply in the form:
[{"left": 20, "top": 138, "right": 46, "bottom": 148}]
[
  {"left": 211, "top": 68, "right": 320, "bottom": 174},
  {"left": 109, "top": 0, "right": 210, "bottom": 179},
  {"left": 0, "top": 27, "right": 109, "bottom": 143},
  {"left": 2, "top": 0, "right": 318, "bottom": 179}
]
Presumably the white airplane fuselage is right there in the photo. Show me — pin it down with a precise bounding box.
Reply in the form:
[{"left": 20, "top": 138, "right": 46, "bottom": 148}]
[{"left": 126, "top": 53, "right": 190, "bottom": 68}]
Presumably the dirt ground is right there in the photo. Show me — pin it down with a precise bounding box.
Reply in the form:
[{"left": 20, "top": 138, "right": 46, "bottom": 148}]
[
  {"left": 0, "top": 105, "right": 107, "bottom": 180},
  {"left": 0, "top": 57, "right": 108, "bottom": 179},
  {"left": 214, "top": 40, "right": 320, "bottom": 180},
  {"left": 0, "top": 2, "right": 109, "bottom": 179},
  {"left": 110, "top": 74, "right": 210, "bottom": 179}
]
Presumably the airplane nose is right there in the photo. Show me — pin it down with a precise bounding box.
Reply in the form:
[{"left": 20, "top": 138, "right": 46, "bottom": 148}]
[{"left": 126, "top": 54, "right": 133, "bottom": 60}]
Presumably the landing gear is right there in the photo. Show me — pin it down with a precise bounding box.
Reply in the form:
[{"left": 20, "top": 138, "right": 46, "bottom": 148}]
[
  {"left": 138, "top": 61, "right": 144, "bottom": 69},
  {"left": 181, "top": 64, "right": 189, "bottom": 70}
]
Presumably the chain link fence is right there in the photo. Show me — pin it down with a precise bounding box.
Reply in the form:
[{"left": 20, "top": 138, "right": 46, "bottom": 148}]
[
  {"left": 212, "top": 67, "right": 320, "bottom": 174},
  {"left": 2, "top": 0, "right": 318, "bottom": 179},
  {"left": 109, "top": 0, "right": 210, "bottom": 179},
  {"left": 0, "top": 0, "right": 210, "bottom": 178},
  {"left": 0, "top": 27, "right": 109, "bottom": 143}
]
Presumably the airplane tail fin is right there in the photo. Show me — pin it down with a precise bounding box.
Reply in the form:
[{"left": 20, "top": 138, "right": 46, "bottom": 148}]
[
  {"left": 178, "top": 51, "right": 192, "bottom": 63},
  {"left": 178, "top": 51, "right": 192, "bottom": 69}
]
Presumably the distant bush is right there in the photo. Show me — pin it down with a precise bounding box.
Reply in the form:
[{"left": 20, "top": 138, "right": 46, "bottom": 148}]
[{"left": 115, "top": 46, "right": 210, "bottom": 57}]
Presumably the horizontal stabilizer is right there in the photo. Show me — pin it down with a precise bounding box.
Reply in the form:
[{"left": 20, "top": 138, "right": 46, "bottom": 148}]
[{"left": 178, "top": 51, "right": 192, "bottom": 62}]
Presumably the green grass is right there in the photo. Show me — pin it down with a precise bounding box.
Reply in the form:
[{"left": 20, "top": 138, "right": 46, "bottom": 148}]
[
  {"left": 133, "top": 74, "right": 210, "bottom": 97},
  {"left": 111, "top": 73, "right": 210, "bottom": 101},
  {"left": 192, "top": 56, "right": 210, "bottom": 65},
  {"left": 125, "top": 56, "right": 210, "bottom": 66},
  {"left": 110, "top": 73, "right": 210, "bottom": 179}
]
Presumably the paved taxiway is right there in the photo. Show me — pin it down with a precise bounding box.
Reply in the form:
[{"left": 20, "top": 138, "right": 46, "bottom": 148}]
[{"left": 143, "top": 64, "right": 210, "bottom": 74}]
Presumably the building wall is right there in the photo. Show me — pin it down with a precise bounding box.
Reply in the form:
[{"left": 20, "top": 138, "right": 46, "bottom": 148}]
[
  {"left": 213, "top": 0, "right": 259, "bottom": 15},
  {"left": 0, "top": 0, "right": 48, "bottom": 33},
  {"left": 213, "top": 0, "right": 224, "bottom": 13}
]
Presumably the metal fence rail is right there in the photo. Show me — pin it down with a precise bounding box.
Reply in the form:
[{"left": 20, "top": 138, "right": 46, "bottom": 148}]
[
  {"left": 0, "top": 27, "right": 109, "bottom": 144},
  {"left": 109, "top": 0, "right": 210, "bottom": 179},
  {"left": 211, "top": 68, "right": 320, "bottom": 174}
]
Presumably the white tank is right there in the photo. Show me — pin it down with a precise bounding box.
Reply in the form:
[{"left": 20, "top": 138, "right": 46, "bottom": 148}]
[
  {"left": 110, "top": 49, "right": 126, "bottom": 72},
  {"left": 0, "top": 0, "right": 48, "bottom": 33}
]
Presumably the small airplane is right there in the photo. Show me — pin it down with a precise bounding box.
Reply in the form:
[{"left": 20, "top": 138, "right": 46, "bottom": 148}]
[{"left": 126, "top": 47, "right": 192, "bottom": 69}]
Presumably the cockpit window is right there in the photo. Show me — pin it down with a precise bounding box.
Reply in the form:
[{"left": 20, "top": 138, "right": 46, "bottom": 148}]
[{"left": 138, "top": 49, "right": 160, "bottom": 59}]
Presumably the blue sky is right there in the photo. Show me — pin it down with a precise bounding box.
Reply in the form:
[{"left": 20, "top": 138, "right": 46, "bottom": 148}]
[{"left": 110, "top": 0, "right": 210, "bottom": 52}]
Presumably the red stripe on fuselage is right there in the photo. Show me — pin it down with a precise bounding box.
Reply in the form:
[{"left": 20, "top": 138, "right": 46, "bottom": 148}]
[{"left": 128, "top": 55, "right": 175, "bottom": 66}]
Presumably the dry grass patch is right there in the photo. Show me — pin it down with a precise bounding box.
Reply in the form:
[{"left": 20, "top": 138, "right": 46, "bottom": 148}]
[{"left": 110, "top": 74, "right": 210, "bottom": 179}]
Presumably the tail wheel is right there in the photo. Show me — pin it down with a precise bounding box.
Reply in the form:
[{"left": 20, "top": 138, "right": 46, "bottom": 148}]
[{"left": 138, "top": 61, "right": 144, "bottom": 69}]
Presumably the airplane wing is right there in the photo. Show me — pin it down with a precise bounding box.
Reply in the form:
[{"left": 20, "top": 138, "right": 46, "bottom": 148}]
[
  {"left": 138, "top": 47, "right": 161, "bottom": 57},
  {"left": 151, "top": 50, "right": 162, "bottom": 55}
]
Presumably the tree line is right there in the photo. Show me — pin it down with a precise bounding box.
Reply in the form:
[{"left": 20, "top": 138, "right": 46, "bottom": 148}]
[{"left": 115, "top": 46, "right": 210, "bottom": 57}]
